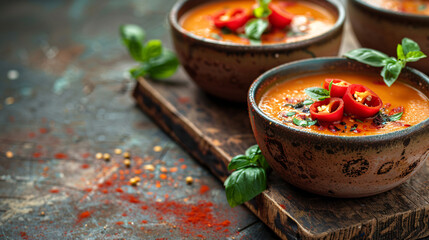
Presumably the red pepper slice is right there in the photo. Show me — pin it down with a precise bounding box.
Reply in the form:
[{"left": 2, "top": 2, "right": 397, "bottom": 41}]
[
  {"left": 343, "top": 84, "right": 383, "bottom": 118},
  {"left": 323, "top": 78, "right": 351, "bottom": 98},
  {"left": 268, "top": 3, "right": 294, "bottom": 29},
  {"left": 213, "top": 8, "right": 252, "bottom": 31},
  {"left": 310, "top": 98, "right": 344, "bottom": 122}
]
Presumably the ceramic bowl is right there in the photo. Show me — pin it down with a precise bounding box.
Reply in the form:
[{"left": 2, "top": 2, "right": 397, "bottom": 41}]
[
  {"left": 348, "top": 0, "right": 429, "bottom": 76},
  {"left": 169, "top": 0, "right": 345, "bottom": 102},
  {"left": 248, "top": 57, "right": 429, "bottom": 198}
]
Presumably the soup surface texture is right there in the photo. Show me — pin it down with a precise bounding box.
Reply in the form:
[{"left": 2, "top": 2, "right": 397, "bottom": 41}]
[
  {"left": 363, "top": 0, "right": 429, "bottom": 15},
  {"left": 180, "top": 0, "right": 336, "bottom": 45},
  {"left": 259, "top": 73, "right": 429, "bottom": 136}
]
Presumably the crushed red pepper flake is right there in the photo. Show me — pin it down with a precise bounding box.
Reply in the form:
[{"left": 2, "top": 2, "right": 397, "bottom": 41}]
[
  {"left": 199, "top": 185, "right": 210, "bottom": 194},
  {"left": 160, "top": 174, "right": 167, "bottom": 180},
  {"left": 54, "top": 153, "right": 68, "bottom": 159},
  {"left": 180, "top": 164, "right": 187, "bottom": 169},
  {"left": 169, "top": 167, "right": 178, "bottom": 173}
]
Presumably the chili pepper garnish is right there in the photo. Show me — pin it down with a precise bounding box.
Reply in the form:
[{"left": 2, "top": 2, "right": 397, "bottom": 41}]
[
  {"left": 323, "top": 78, "right": 351, "bottom": 98},
  {"left": 309, "top": 97, "right": 344, "bottom": 122},
  {"left": 213, "top": 8, "right": 252, "bottom": 31},
  {"left": 343, "top": 84, "right": 382, "bottom": 118},
  {"left": 267, "top": 3, "right": 294, "bottom": 29}
]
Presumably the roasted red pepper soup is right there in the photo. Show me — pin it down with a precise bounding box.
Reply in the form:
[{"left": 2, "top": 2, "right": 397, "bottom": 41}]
[
  {"left": 180, "top": 0, "right": 336, "bottom": 45},
  {"left": 363, "top": 0, "right": 429, "bottom": 15},
  {"left": 259, "top": 73, "right": 429, "bottom": 136}
]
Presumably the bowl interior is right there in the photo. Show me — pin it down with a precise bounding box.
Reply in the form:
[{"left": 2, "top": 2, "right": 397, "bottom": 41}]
[
  {"left": 170, "top": 0, "right": 345, "bottom": 49},
  {"left": 249, "top": 57, "right": 429, "bottom": 139}
]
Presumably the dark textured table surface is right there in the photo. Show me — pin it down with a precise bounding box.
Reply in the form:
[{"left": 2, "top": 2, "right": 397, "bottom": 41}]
[{"left": 0, "top": 0, "right": 279, "bottom": 239}]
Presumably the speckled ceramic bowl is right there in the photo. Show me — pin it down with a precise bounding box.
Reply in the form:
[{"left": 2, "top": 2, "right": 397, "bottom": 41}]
[
  {"left": 169, "top": 0, "right": 345, "bottom": 102},
  {"left": 348, "top": 0, "right": 429, "bottom": 76},
  {"left": 248, "top": 57, "right": 429, "bottom": 198}
]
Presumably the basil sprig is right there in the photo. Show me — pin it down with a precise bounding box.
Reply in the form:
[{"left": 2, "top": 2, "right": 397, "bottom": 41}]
[
  {"left": 224, "top": 145, "right": 270, "bottom": 208},
  {"left": 304, "top": 81, "right": 333, "bottom": 101},
  {"left": 120, "top": 24, "right": 179, "bottom": 80},
  {"left": 245, "top": 0, "right": 271, "bottom": 44},
  {"left": 373, "top": 111, "right": 404, "bottom": 126},
  {"left": 292, "top": 117, "right": 317, "bottom": 127},
  {"left": 344, "top": 38, "right": 427, "bottom": 87}
]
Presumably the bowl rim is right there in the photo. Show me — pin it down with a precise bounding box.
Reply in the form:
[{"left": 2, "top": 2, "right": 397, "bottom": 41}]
[
  {"left": 349, "top": 0, "right": 429, "bottom": 22},
  {"left": 248, "top": 57, "right": 429, "bottom": 143},
  {"left": 169, "top": 0, "right": 345, "bottom": 51}
]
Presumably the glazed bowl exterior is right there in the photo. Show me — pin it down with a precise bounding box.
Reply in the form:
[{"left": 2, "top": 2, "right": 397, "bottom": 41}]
[
  {"left": 348, "top": 0, "right": 429, "bottom": 76},
  {"left": 169, "top": 0, "right": 345, "bottom": 102},
  {"left": 248, "top": 57, "right": 429, "bottom": 198}
]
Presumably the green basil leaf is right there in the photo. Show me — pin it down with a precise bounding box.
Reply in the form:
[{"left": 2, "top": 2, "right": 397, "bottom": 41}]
[
  {"left": 304, "top": 87, "right": 330, "bottom": 101},
  {"left": 388, "top": 112, "right": 403, "bottom": 122},
  {"left": 245, "top": 145, "right": 260, "bottom": 159},
  {"left": 228, "top": 155, "right": 252, "bottom": 171},
  {"left": 258, "top": 156, "right": 270, "bottom": 172},
  {"left": 405, "top": 51, "right": 427, "bottom": 62},
  {"left": 129, "top": 65, "right": 147, "bottom": 78},
  {"left": 303, "top": 99, "right": 314, "bottom": 105},
  {"left": 245, "top": 19, "right": 269, "bottom": 41},
  {"left": 224, "top": 167, "right": 267, "bottom": 207},
  {"left": 344, "top": 48, "right": 389, "bottom": 67},
  {"left": 142, "top": 40, "right": 163, "bottom": 62},
  {"left": 380, "top": 60, "right": 402, "bottom": 87},
  {"left": 402, "top": 38, "right": 420, "bottom": 55},
  {"left": 328, "top": 80, "right": 333, "bottom": 96},
  {"left": 286, "top": 111, "right": 296, "bottom": 117},
  {"left": 307, "top": 119, "right": 318, "bottom": 126},
  {"left": 146, "top": 49, "right": 180, "bottom": 80},
  {"left": 293, "top": 117, "right": 308, "bottom": 127},
  {"left": 120, "top": 24, "right": 145, "bottom": 47},
  {"left": 397, "top": 44, "right": 405, "bottom": 61},
  {"left": 254, "top": 0, "right": 271, "bottom": 17}
]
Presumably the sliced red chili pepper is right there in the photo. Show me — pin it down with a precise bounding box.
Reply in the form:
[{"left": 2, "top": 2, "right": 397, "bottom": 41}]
[
  {"left": 323, "top": 78, "right": 351, "bottom": 98},
  {"left": 268, "top": 3, "right": 294, "bottom": 29},
  {"left": 310, "top": 98, "right": 344, "bottom": 122},
  {"left": 213, "top": 8, "right": 252, "bottom": 31},
  {"left": 343, "top": 84, "right": 383, "bottom": 118}
]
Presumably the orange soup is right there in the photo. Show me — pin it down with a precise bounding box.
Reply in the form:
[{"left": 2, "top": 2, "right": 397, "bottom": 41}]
[
  {"left": 180, "top": 0, "right": 336, "bottom": 45},
  {"left": 363, "top": 0, "right": 429, "bottom": 15},
  {"left": 259, "top": 73, "right": 429, "bottom": 136}
]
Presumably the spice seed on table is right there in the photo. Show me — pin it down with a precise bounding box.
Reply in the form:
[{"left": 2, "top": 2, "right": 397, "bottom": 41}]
[
  {"left": 186, "top": 176, "right": 193, "bottom": 185},
  {"left": 114, "top": 148, "right": 122, "bottom": 154},
  {"left": 129, "top": 176, "right": 141, "bottom": 186},
  {"left": 103, "top": 153, "right": 110, "bottom": 161},
  {"left": 95, "top": 152, "right": 103, "bottom": 160},
  {"left": 123, "top": 152, "right": 130, "bottom": 159},
  {"left": 5, "top": 151, "right": 13, "bottom": 158},
  {"left": 124, "top": 159, "right": 131, "bottom": 168}
]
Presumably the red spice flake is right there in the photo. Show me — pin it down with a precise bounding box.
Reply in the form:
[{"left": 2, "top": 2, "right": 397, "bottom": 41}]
[
  {"left": 121, "top": 194, "right": 140, "bottom": 204},
  {"left": 54, "top": 153, "right": 68, "bottom": 159},
  {"left": 33, "top": 152, "right": 42, "bottom": 158},
  {"left": 50, "top": 188, "right": 60, "bottom": 193},
  {"left": 389, "top": 106, "right": 404, "bottom": 115},
  {"left": 160, "top": 166, "right": 168, "bottom": 173},
  {"left": 84, "top": 188, "right": 92, "bottom": 192},
  {"left": 101, "top": 189, "right": 108, "bottom": 194},
  {"left": 20, "top": 232, "right": 29, "bottom": 240},
  {"left": 115, "top": 188, "right": 124, "bottom": 193},
  {"left": 165, "top": 194, "right": 169, "bottom": 199},
  {"left": 141, "top": 206, "right": 148, "bottom": 210},
  {"left": 218, "top": 220, "right": 231, "bottom": 227},
  {"left": 116, "top": 221, "right": 124, "bottom": 225},
  {"left": 122, "top": 213, "right": 128, "bottom": 217},
  {"left": 156, "top": 181, "right": 161, "bottom": 188},
  {"left": 180, "top": 164, "right": 187, "bottom": 170},
  {"left": 81, "top": 153, "right": 91, "bottom": 158},
  {"left": 134, "top": 169, "right": 142, "bottom": 174},
  {"left": 158, "top": 216, "right": 164, "bottom": 221},
  {"left": 199, "top": 185, "right": 210, "bottom": 194},
  {"left": 28, "top": 132, "right": 36, "bottom": 138},
  {"left": 178, "top": 158, "right": 184, "bottom": 162},
  {"left": 76, "top": 211, "right": 91, "bottom": 224},
  {"left": 178, "top": 96, "right": 190, "bottom": 104},
  {"left": 141, "top": 220, "right": 148, "bottom": 223},
  {"left": 39, "top": 128, "right": 48, "bottom": 134},
  {"left": 279, "top": 204, "right": 286, "bottom": 210},
  {"left": 196, "top": 234, "right": 204, "bottom": 238},
  {"left": 169, "top": 167, "right": 178, "bottom": 173},
  {"left": 81, "top": 164, "right": 90, "bottom": 169},
  {"left": 159, "top": 174, "right": 167, "bottom": 180},
  {"left": 147, "top": 192, "right": 153, "bottom": 195}
]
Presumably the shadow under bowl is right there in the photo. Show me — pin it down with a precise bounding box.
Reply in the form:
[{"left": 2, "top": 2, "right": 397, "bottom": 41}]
[
  {"left": 348, "top": 0, "right": 429, "bottom": 75},
  {"left": 169, "top": 0, "right": 345, "bottom": 102},
  {"left": 248, "top": 57, "right": 429, "bottom": 198}
]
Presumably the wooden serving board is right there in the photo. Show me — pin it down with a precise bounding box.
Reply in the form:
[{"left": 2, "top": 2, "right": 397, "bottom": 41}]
[{"left": 132, "top": 25, "right": 429, "bottom": 240}]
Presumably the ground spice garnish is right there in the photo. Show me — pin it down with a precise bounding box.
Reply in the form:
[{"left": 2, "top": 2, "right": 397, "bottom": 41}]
[{"left": 199, "top": 185, "right": 210, "bottom": 194}]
